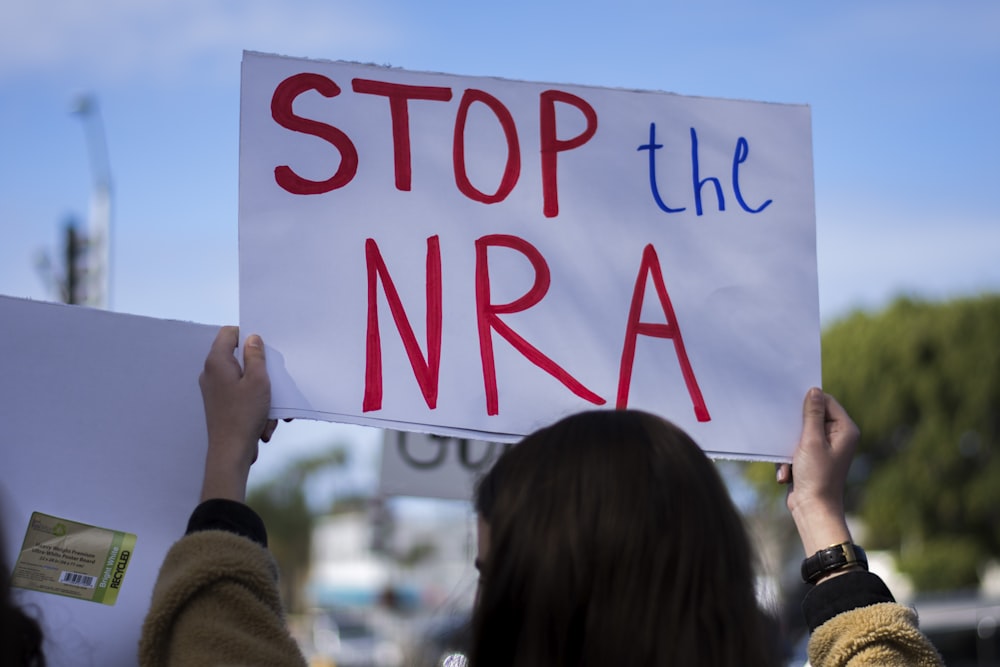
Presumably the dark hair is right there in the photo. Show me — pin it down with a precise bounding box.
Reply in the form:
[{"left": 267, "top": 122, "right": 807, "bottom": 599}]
[
  {"left": 1, "top": 537, "right": 46, "bottom": 666},
  {"left": 471, "top": 409, "right": 776, "bottom": 667}
]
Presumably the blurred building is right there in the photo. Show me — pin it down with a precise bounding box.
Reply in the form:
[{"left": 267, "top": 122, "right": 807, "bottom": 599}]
[{"left": 306, "top": 500, "right": 477, "bottom": 613}]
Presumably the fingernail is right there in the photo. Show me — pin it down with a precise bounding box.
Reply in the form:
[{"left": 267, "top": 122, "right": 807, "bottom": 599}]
[
  {"left": 246, "top": 334, "right": 263, "bottom": 348},
  {"left": 809, "top": 387, "right": 823, "bottom": 402}
]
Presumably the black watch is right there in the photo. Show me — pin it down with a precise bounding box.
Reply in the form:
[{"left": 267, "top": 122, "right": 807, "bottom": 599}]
[{"left": 801, "top": 541, "right": 868, "bottom": 584}]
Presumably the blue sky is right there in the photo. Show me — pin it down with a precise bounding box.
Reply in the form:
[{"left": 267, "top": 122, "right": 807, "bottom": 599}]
[{"left": 2, "top": 1, "right": 998, "bottom": 489}]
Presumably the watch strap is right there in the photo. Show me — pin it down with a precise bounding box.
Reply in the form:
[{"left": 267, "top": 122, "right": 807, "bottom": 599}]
[{"left": 801, "top": 541, "right": 868, "bottom": 584}]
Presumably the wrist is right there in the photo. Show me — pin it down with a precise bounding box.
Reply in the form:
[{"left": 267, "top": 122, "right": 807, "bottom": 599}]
[
  {"left": 201, "top": 444, "right": 255, "bottom": 503},
  {"left": 790, "top": 503, "right": 851, "bottom": 557},
  {"left": 204, "top": 430, "right": 257, "bottom": 465},
  {"left": 199, "top": 473, "right": 248, "bottom": 503}
]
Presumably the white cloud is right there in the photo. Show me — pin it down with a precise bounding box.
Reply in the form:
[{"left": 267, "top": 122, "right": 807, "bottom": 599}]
[{"left": 0, "top": 0, "right": 396, "bottom": 84}]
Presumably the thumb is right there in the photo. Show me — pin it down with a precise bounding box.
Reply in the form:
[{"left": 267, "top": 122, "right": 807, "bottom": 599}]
[
  {"left": 801, "top": 387, "right": 827, "bottom": 443},
  {"left": 242, "top": 334, "right": 267, "bottom": 375}
]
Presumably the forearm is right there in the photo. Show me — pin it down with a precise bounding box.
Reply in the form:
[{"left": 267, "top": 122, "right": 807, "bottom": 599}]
[{"left": 199, "top": 448, "right": 253, "bottom": 503}]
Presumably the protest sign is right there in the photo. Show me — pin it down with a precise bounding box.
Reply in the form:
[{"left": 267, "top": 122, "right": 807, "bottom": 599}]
[
  {"left": 239, "top": 51, "right": 820, "bottom": 460},
  {"left": 0, "top": 296, "right": 216, "bottom": 666},
  {"left": 379, "top": 431, "right": 508, "bottom": 501}
]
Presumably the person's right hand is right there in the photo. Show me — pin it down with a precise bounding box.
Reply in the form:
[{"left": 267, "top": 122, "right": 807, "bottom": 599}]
[
  {"left": 777, "top": 387, "right": 859, "bottom": 558},
  {"left": 198, "top": 326, "right": 275, "bottom": 503}
]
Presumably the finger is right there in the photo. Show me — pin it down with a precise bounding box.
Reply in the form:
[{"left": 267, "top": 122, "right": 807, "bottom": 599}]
[
  {"left": 776, "top": 462, "right": 792, "bottom": 484},
  {"left": 200, "top": 326, "right": 240, "bottom": 388},
  {"left": 823, "top": 393, "right": 855, "bottom": 430},
  {"left": 261, "top": 419, "right": 278, "bottom": 443},
  {"left": 210, "top": 326, "right": 239, "bottom": 357},
  {"left": 822, "top": 392, "right": 860, "bottom": 450}
]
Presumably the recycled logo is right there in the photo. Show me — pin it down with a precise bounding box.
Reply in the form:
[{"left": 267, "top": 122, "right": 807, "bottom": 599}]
[{"left": 52, "top": 523, "right": 67, "bottom": 537}]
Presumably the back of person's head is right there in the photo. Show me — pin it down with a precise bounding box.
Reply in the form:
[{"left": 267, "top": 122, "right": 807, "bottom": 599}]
[{"left": 471, "top": 409, "right": 776, "bottom": 667}]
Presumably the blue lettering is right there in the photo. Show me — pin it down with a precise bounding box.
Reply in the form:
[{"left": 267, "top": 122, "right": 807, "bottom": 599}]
[
  {"left": 691, "top": 127, "right": 724, "bottom": 216},
  {"left": 639, "top": 125, "right": 774, "bottom": 217},
  {"left": 732, "top": 137, "right": 773, "bottom": 213},
  {"left": 637, "top": 123, "right": 685, "bottom": 213}
]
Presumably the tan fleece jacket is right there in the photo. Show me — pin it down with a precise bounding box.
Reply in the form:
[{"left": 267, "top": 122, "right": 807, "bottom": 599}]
[
  {"left": 139, "top": 530, "right": 307, "bottom": 667},
  {"left": 808, "top": 601, "right": 944, "bottom": 667}
]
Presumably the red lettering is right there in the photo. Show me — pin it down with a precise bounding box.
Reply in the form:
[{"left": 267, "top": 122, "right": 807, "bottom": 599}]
[
  {"left": 617, "top": 244, "right": 710, "bottom": 421},
  {"left": 364, "top": 236, "right": 443, "bottom": 412},
  {"left": 351, "top": 79, "right": 453, "bottom": 191},
  {"left": 271, "top": 73, "right": 359, "bottom": 195},
  {"left": 539, "top": 90, "right": 598, "bottom": 218},
  {"left": 475, "top": 234, "right": 605, "bottom": 416},
  {"left": 453, "top": 89, "right": 521, "bottom": 204}
]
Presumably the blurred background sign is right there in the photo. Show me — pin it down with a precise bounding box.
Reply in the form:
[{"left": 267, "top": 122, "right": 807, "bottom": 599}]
[{"left": 379, "top": 431, "right": 507, "bottom": 501}]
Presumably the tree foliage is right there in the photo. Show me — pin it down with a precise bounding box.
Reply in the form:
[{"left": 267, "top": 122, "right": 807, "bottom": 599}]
[
  {"left": 821, "top": 294, "right": 1000, "bottom": 591},
  {"left": 247, "top": 481, "right": 313, "bottom": 611},
  {"left": 247, "top": 447, "right": 347, "bottom": 611}
]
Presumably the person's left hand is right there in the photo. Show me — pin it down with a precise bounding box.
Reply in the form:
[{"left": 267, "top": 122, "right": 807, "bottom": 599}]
[
  {"left": 198, "top": 326, "right": 276, "bottom": 502},
  {"left": 777, "top": 388, "right": 857, "bottom": 559}
]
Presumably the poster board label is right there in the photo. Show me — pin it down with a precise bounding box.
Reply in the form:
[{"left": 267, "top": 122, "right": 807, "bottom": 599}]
[{"left": 12, "top": 512, "right": 137, "bottom": 606}]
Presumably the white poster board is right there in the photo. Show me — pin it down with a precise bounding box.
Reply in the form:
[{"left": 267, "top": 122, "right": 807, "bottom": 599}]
[
  {"left": 240, "top": 51, "right": 820, "bottom": 460},
  {"left": 0, "top": 296, "right": 216, "bottom": 667}
]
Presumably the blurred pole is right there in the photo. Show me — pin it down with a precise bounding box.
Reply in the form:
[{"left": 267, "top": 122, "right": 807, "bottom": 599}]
[
  {"left": 72, "top": 94, "right": 113, "bottom": 310},
  {"left": 62, "top": 216, "right": 86, "bottom": 305}
]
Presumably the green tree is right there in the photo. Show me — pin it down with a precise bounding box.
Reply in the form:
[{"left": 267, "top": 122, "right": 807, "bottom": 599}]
[
  {"left": 821, "top": 295, "right": 1000, "bottom": 591},
  {"left": 247, "top": 447, "right": 347, "bottom": 612},
  {"left": 247, "top": 481, "right": 313, "bottom": 612}
]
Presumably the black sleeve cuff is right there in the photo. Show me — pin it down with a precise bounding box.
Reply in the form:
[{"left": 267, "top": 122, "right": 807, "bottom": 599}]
[
  {"left": 185, "top": 498, "right": 268, "bottom": 548},
  {"left": 802, "top": 570, "right": 896, "bottom": 631}
]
